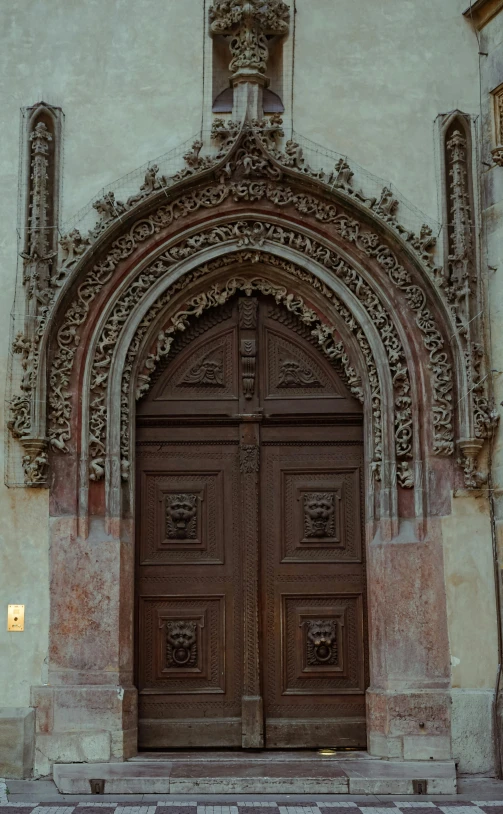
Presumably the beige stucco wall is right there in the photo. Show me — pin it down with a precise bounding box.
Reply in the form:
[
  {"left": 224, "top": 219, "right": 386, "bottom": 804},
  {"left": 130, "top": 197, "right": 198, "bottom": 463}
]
[
  {"left": 0, "top": 0, "right": 500, "bottom": 768},
  {"left": 442, "top": 497, "right": 498, "bottom": 690}
]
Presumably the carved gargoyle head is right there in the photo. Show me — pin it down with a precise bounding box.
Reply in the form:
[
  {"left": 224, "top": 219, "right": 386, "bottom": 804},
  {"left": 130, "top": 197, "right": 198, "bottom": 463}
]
[
  {"left": 304, "top": 492, "right": 335, "bottom": 538},
  {"left": 306, "top": 619, "right": 337, "bottom": 664},
  {"left": 166, "top": 493, "right": 198, "bottom": 539}
]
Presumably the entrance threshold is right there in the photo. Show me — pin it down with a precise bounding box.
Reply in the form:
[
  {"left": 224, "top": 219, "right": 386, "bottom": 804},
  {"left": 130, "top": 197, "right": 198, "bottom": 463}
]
[{"left": 53, "top": 751, "right": 457, "bottom": 795}]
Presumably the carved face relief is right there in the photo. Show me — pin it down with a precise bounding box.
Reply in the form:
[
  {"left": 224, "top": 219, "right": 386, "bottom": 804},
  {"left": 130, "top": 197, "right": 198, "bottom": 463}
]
[
  {"left": 166, "top": 620, "right": 198, "bottom": 668},
  {"left": 278, "top": 358, "right": 321, "bottom": 388},
  {"left": 303, "top": 492, "right": 335, "bottom": 539},
  {"left": 181, "top": 352, "right": 224, "bottom": 387},
  {"left": 306, "top": 619, "right": 338, "bottom": 666},
  {"left": 166, "top": 493, "right": 198, "bottom": 540}
]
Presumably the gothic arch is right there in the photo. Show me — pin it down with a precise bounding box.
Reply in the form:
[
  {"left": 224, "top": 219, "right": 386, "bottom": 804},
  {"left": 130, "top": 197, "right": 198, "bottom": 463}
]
[{"left": 15, "top": 120, "right": 495, "bottom": 763}]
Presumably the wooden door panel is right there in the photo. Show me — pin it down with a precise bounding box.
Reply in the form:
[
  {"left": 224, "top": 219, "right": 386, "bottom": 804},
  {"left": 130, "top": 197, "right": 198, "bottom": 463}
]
[
  {"left": 136, "top": 297, "right": 368, "bottom": 750},
  {"left": 136, "top": 438, "right": 243, "bottom": 748},
  {"left": 261, "top": 441, "right": 367, "bottom": 748}
]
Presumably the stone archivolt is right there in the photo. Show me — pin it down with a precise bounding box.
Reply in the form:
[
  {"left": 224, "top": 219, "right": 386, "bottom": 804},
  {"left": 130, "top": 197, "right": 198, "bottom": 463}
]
[
  {"left": 87, "top": 220, "right": 411, "bottom": 484},
  {"left": 8, "top": 121, "right": 496, "bottom": 491},
  {"left": 119, "top": 264, "right": 383, "bottom": 485}
]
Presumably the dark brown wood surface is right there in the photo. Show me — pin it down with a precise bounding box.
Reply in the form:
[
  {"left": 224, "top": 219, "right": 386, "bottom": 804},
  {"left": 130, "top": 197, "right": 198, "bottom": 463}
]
[{"left": 136, "top": 297, "right": 366, "bottom": 749}]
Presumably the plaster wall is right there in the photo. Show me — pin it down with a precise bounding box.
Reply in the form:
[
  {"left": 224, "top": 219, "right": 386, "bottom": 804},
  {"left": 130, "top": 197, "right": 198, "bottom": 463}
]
[
  {"left": 0, "top": 0, "right": 499, "bottom": 777},
  {"left": 478, "top": 4, "right": 503, "bottom": 775}
]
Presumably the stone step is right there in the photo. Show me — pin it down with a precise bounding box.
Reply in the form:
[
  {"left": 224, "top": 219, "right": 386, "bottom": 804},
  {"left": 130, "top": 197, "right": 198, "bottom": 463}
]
[{"left": 53, "top": 757, "right": 457, "bottom": 795}]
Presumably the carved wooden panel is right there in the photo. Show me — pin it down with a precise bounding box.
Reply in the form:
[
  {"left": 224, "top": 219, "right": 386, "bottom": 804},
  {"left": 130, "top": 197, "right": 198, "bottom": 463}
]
[
  {"left": 136, "top": 296, "right": 367, "bottom": 749},
  {"left": 139, "top": 595, "right": 225, "bottom": 692},
  {"left": 139, "top": 471, "right": 224, "bottom": 564},
  {"left": 281, "top": 467, "right": 361, "bottom": 561},
  {"left": 261, "top": 436, "right": 367, "bottom": 748},
  {"left": 265, "top": 330, "right": 343, "bottom": 400},
  {"left": 156, "top": 328, "right": 238, "bottom": 401},
  {"left": 282, "top": 594, "right": 364, "bottom": 693},
  {"left": 136, "top": 436, "right": 243, "bottom": 748}
]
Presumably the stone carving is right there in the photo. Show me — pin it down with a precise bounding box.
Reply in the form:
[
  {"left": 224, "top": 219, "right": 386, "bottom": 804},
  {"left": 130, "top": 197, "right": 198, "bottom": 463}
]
[
  {"left": 445, "top": 129, "right": 474, "bottom": 319},
  {"left": 166, "top": 620, "right": 198, "bottom": 668},
  {"left": 23, "top": 121, "right": 484, "bottom": 491},
  {"left": 241, "top": 338, "right": 257, "bottom": 399},
  {"left": 492, "top": 88, "right": 503, "bottom": 167},
  {"left": 303, "top": 493, "right": 335, "bottom": 539},
  {"left": 21, "top": 440, "right": 49, "bottom": 487},
  {"left": 278, "top": 358, "right": 322, "bottom": 388},
  {"left": 9, "top": 108, "right": 63, "bottom": 485},
  {"left": 180, "top": 351, "right": 225, "bottom": 386},
  {"left": 240, "top": 443, "right": 260, "bottom": 474},
  {"left": 90, "top": 191, "right": 127, "bottom": 238},
  {"left": 329, "top": 158, "right": 376, "bottom": 208},
  {"left": 9, "top": 334, "right": 36, "bottom": 439},
  {"left": 397, "top": 461, "right": 414, "bottom": 489},
  {"left": 122, "top": 266, "right": 382, "bottom": 483},
  {"left": 305, "top": 619, "right": 338, "bottom": 666},
  {"left": 11, "top": 109, "right": 490, "bottom": 494},
  {"left": 209, "top": 0, "right": 289, "bottom": 77},
  {"left": 121, "top": 219, "right": 412, "bottom": 462},
  {"left": 166, "top": 493, "right": 198, "bottom": 539},
  {"left": 457, "top": 438, "right": 487, "bottom": 490},
  {"left": 59, "top": 229, "right": 91, "bottom": 277},
  {"left": 22, "top": 122, "right": 57, "bottom": 278},
  {"left": 127, "top": 164, "right": 164, "bottom": 206},
  {"left": 41, "top": 126, "right": 453, "bottom": 463},
  {"left": 375, "top": 187, "right": 399, "bottom": 223},
  {"left": 239, "top": 297, "right": 258, "bottom": 329}
]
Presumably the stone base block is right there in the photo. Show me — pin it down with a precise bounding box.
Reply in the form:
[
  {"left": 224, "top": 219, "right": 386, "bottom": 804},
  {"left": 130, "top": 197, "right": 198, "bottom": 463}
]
[
  {"left": 0, "top": 707, "right": 35, "bottom": 779},
  {"left": 367, "top": 688, "right": 452, "bottom": 760},
  {"left": 35, "top": 730, "right": 111, "bottom": 778},
  {"left": 53, "top": 757, "right": 457, "bottom": 795},
  {"left": 452, "top": 688, "right": 496, "bottom": 775},
  {"left": 31, "top": 683, "right": 138, "bottom": 775}
]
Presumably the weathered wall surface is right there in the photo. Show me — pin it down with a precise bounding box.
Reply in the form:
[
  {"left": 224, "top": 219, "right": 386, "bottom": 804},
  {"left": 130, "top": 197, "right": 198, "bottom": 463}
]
[
  {"left": 0, "top": 0, "right": 500, "bottom": 777},
  {"left": 478, "top": 1, "right": 503, "bottom": 776}
]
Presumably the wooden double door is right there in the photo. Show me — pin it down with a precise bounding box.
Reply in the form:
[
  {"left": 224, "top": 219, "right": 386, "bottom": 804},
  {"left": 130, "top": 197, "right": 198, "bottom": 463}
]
[{"left": 136, "top": 296, "right": 367, "bottom": 749}]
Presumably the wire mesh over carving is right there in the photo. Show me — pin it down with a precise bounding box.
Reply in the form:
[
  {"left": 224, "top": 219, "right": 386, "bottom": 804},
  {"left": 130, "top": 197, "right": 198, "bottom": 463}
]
[
  {"left": 166, "top": 620, "right": 198, "bottom": 668},
  {"left": 165, "top": 493, "right": 198, "bottom": 540}
]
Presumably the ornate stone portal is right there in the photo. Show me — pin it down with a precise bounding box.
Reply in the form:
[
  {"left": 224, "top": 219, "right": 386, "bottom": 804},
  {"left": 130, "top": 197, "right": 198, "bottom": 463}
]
[{"left": 8, "top": 5, "right": 498, "bottom": 772}]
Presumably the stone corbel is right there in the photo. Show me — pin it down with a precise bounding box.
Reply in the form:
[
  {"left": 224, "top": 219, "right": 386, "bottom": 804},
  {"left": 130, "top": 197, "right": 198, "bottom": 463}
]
[
  {"left": 457, "top": 438, "right": 487, "bottom": 490},
  {"left": 21, "top": 437, "right": 49, "bottom": 487}
]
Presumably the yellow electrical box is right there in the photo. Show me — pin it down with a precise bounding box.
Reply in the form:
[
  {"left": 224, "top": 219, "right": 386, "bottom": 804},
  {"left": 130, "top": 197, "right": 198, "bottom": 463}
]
[{"left": 8, "top": 605, "right": 25, "bottom": 631}]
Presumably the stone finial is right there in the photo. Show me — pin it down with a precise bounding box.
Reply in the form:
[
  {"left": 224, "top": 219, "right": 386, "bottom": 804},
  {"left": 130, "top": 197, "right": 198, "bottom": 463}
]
[{"left": 209, "top": 0, "right": 289, "bottom": 77}]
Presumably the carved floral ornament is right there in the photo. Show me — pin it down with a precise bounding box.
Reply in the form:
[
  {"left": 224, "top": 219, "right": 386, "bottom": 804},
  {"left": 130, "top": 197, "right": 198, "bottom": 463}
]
[{"left": 8, "top": 120, "right": 497, "bottom": 489}]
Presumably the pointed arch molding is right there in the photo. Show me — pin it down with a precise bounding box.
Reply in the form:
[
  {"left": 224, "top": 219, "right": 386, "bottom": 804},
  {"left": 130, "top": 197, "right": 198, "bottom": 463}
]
[{"left": 8, "top": 121, "right": 497, "bottom": 492}]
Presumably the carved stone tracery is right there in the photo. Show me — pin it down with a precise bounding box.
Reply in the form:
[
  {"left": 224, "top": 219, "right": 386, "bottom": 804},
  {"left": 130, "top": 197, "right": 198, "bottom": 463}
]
[
  {"left": 8, "top": 117, "right": 493, "bottom": 491},
  {"left": 86, "top": 218, "right": 413, "bottom": 479},
  {"left": 121, "top": 264, "right": 383, "bottom": 484}
]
